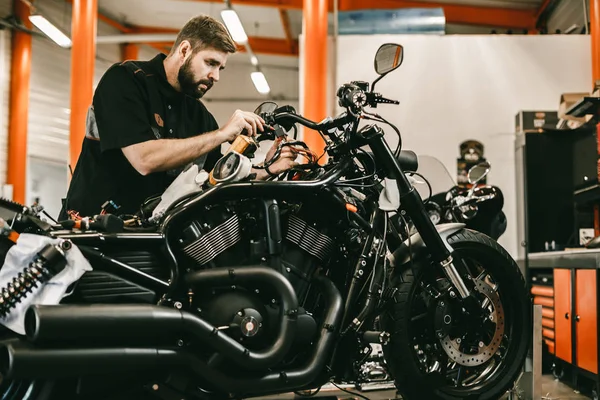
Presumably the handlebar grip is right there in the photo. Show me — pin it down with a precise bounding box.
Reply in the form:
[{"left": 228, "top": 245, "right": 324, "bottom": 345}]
[{"left": 377, "top": 97, "right": 399, "bottom": 105}]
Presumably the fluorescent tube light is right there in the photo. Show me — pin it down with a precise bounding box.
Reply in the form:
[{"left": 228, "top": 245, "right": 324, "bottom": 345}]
[
  {"left": 564, "top": 24, "right": 579, "bottom": 34},
  {"left": 29, "top": 15, "right": 72, "bottom": 48},
  {"left": 251, "top": 71, "right": 270, "bottom": 94},
  {"left": 220, "top": 9, "right": 248, "bottom": 44}
]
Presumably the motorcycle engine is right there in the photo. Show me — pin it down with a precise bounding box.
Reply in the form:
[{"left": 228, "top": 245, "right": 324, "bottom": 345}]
[{"left": 175, "top": 200, "right": 337, "bottom": 351}]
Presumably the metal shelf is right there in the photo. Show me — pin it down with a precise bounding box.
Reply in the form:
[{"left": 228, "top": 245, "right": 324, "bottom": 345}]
[
  {"left": 565, "top": 96, "right": 600, "bottom": 118},
  {"left": 526, "top": 249, "right": 600, "bottom": 269}
]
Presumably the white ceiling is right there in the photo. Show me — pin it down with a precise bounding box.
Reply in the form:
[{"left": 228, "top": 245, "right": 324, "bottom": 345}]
[
  {"left": 97, "top": 0, "right": 547, "bottom": 42},
  {"left": 96, "top": 0, "right": 552, "bottom": 68},
  {"left": 98, "top": 0, "right": 294, "bottom": 39},
  {"left": 411, "top": 0, "right": 542, "bottom": 8}
]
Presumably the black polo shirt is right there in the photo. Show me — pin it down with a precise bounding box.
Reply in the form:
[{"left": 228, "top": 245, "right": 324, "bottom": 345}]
[{"left": 59, "top": 54, "right": 222, "bottom": 219}]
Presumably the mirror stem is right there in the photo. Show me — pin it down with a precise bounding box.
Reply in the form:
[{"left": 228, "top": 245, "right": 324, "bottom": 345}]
[
  {"left": 467, "top": 183, "right": 477, "bottom": 199},
  {"left": 371, "top": 73, "right": 386, "bottom": 92}
]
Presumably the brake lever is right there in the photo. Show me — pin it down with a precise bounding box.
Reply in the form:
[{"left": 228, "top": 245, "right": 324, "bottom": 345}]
[
  {"left": 377, "top": 96, "right": 400, "bottom": 105},
  {"left": 367, "top": 93, "right": 400, "bottom": 107}
]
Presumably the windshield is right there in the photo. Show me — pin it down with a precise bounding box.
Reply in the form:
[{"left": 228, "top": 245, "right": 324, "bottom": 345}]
[{"left": 412, "top": 155, "right": 457, "bottom": 199}]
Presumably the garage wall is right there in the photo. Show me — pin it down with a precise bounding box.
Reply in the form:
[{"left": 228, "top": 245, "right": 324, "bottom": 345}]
[
  {"left": 336, "top": 34, "right": 592, "bottom": 259},
  {"left": 24, "top": 0, "right": 123, "bottom": 217},
  {"left": 0, "top": 1, "right": 13, "bottom": 188},
  {"left": 29, "top": 0, "right": 122, "bottom": 164}
]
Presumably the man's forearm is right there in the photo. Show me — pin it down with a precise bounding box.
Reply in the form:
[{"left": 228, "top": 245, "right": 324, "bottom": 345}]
[{"left": 123, "top": 130, "right": 224, "bottom": 175}]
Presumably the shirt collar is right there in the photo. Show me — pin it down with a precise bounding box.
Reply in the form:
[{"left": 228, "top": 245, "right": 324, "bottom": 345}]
[{"left": 148, "top": 53, "right": 182, "bottom": 101}]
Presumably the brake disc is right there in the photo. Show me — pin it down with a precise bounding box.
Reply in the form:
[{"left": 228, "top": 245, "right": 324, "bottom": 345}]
[{"left": 439, "top": 275, "right": 505, "bottom": 367}]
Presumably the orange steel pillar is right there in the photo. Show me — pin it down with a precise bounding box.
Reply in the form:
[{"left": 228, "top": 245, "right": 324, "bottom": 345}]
[
  {"left": 592, "top": 0, "right": 600, "bottom": 237},
  {"left": 302, "top": 0, "right": 328, "bottom": 161},
  {"left": 121, "top": 43, "right": 139, "bottom": 61},
  {"left": 7, "top": 0, "right": 32, "bottom": 204},
  {"left": 69, "top": 0, "right": 97, "bottom": 171},
  {"left": 592, "top": 0, "right": 600, "bottom": 85}
]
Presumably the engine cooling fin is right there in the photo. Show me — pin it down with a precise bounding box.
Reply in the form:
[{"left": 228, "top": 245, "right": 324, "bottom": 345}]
[
  {"left": 285, "top": 215, "right": 334, "bottom": 261},
  {"left": 182, "top": 215, "right": 241, "bottom": 266}
]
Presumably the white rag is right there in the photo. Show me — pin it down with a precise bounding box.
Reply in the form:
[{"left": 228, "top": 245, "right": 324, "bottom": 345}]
[
  {"left": 378, "top": 178, "right": 401, "bottom": 211},
  {"left": 378, "top": 175, "right": 426, "bottom": 211},
  {"left": 0, "top": 233, "right": 93, "bottom": 335},
  {"left": 152, "top": 164, "right": 205, "bottom": 221}
]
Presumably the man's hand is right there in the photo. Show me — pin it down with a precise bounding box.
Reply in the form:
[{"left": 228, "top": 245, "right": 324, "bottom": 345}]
[
  {"left": 250, "top": 137, "right": 299, "bottom": 180},
  {"left": 218, "top": 109, "right": 265, "bottom": 143}
]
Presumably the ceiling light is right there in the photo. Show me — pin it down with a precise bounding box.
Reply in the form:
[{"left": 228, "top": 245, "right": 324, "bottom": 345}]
[
  {"left": 250, "top": 55, "right": 258, "bottom": 66},
  {"left": 220, "top": 9, "right": 248, "bottom": 44},
  {"left": 29, "top": 15, "right": 72, "bottom": 48},
  {"left": 564, "top": 24, "right": 579, "bottom": 34},
  {"left": 251, "top": 71, "right": 270, "bottom": 94}
]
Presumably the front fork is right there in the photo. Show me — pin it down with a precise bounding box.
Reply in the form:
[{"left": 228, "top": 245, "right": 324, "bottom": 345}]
[{"left": 361, "top": 125, "right": 471, "bottom": 299}]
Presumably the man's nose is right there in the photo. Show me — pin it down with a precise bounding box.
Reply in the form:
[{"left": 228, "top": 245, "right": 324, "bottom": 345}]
[{"left": 208, "top": 69, "right": 219, "bottom": 82}]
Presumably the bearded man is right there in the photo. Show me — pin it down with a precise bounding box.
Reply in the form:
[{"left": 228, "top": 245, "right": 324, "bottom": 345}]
[{"left": 60, "top": 14, "right": 295, "bottom": 219}]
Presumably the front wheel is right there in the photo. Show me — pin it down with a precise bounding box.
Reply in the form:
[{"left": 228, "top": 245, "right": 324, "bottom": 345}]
[{"left": 381, "top": 229, "right": 530, "bottom": 400}]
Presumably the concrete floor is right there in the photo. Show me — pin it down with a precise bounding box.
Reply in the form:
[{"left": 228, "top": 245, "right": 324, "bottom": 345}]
[
  {"left": 249, "top": 375, "right": 593, "bottom": 400},
  {"left": 536, "top": 375, "right": 592, "bottom": 400}
]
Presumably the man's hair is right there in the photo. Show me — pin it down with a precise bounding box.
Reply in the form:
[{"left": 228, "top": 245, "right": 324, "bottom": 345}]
[{"left": 171, "top": 15, "right": 237, "bottom": 55}]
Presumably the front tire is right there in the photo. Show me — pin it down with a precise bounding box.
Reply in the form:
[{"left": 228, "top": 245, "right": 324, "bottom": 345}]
[{"left": 381, "top": 229, "right": 530, "bottom": 400}]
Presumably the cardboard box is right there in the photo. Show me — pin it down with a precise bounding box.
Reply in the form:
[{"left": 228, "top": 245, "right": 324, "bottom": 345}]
[
  {"left": 515, "top": 111, "right": 559, "bottom": 134},
  {"left": 558, "top": 92, "right": 593, "bottom": 129}
]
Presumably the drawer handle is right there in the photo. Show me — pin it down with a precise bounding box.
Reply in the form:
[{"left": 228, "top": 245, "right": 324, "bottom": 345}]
[
  {"left": 576, "top": 315, "right": 580, "bottom": 322},
  {"left": 565, "top": 312, "right": 569, "bottom": 319}
]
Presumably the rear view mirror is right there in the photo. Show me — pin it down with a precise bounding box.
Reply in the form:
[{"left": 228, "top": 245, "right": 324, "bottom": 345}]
[
  {"left": 374, "top": 43, "right": 404, "bottom": 75},
  {"left": 254, "top": 101, "right": 278, "bottom": 115},
  {"left": 468, "top": 161, "right": 491, "bottom": 184}
]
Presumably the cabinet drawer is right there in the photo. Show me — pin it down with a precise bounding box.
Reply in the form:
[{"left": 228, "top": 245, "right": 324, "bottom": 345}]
[
  {"left": 575, "top": 269, "right": 597, "bottom": 374},
  {"left": 554, "top": 269, "right": 572, "bottom": 363}
]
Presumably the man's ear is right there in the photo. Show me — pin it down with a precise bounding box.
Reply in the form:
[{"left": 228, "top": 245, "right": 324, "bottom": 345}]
[{"left": 178, "top": 40, "right": 192, "bottom": 61}]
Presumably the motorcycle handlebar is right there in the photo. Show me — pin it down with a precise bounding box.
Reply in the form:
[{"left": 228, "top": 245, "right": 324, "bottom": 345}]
[
  {"left": 273, "top": 112, "right": 320, "bottom": 130},
  {"left": 273, "top": 112, "right": 354, "bottom": 133}
]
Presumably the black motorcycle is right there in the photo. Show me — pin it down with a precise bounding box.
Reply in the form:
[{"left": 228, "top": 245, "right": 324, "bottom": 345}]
[
  {"left": 0, "top": 43, "right": 529, "bottom": 400},
  {"left": 405, "top": 156, "right": 507, "bottom": 241}
]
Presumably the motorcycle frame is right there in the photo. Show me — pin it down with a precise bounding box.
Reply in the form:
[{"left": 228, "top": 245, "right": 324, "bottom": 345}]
[
  {"left": 41, "top": 88, "right": 472, "bottom": 395},
  {"left": 61, "top": 110, "right": 461, "bottom": 374}
]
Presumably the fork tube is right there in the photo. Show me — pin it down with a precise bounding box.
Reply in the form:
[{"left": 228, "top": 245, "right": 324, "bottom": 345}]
[
  {"left": 362, "top": 126, "right": 471, "bottom": 299},
  {"left": 363, "top": 126, "right": 451, "bottom": 262}
]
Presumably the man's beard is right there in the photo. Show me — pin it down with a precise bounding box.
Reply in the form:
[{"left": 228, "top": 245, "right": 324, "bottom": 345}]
[{"left": 178, "top": 58, "right": 213, "bottom": 99}]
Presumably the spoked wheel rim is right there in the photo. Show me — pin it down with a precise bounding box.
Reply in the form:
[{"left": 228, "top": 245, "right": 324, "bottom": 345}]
[{"left": 407, "top": 251, "right": 516, "bottom": 395}]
